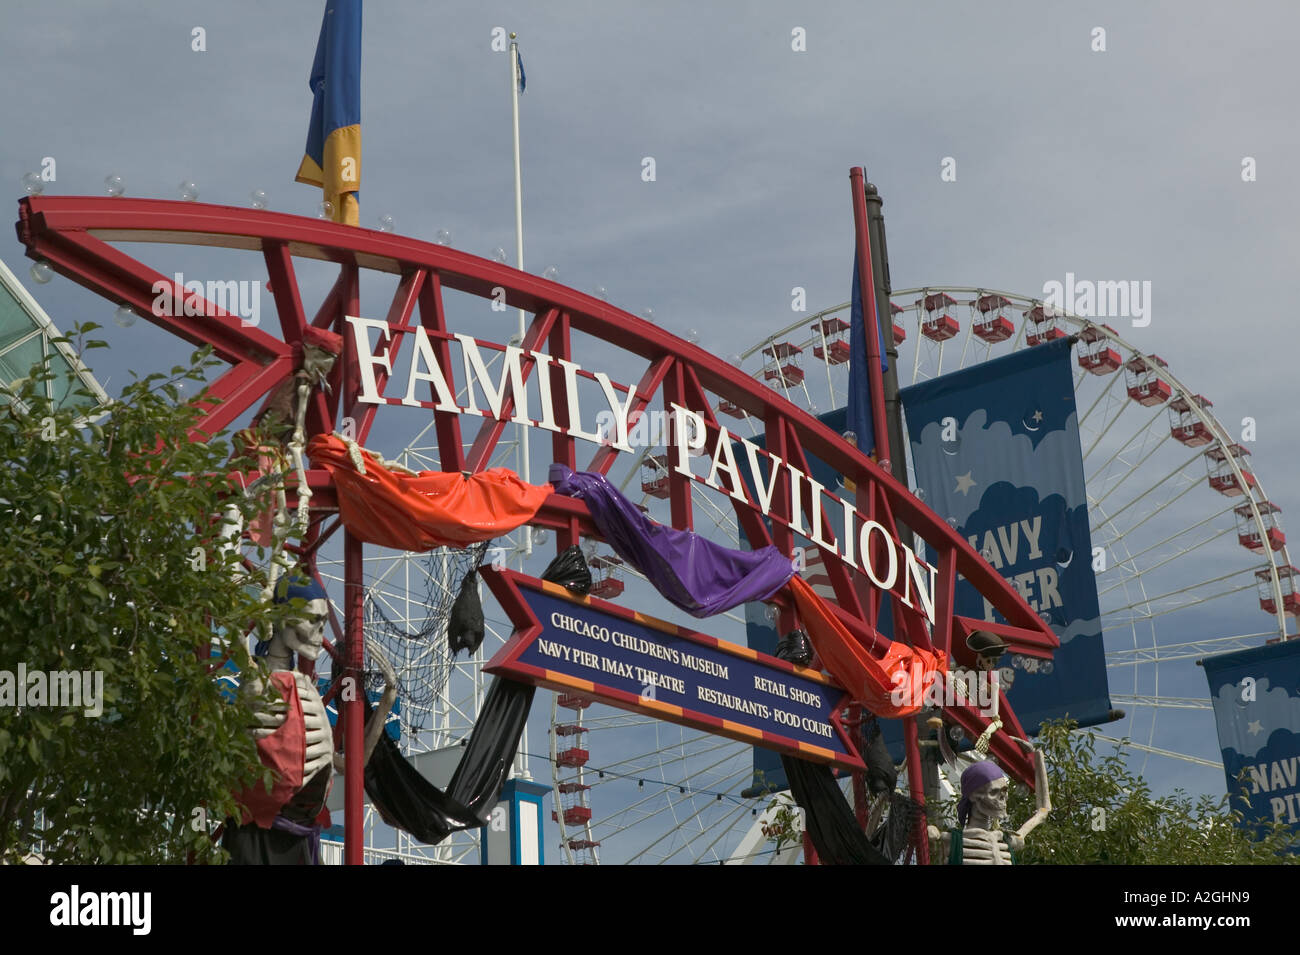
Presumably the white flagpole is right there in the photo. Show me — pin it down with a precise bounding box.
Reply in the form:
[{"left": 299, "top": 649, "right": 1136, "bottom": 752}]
[{"left": 510, "top": 33, "right": 531, "bottom": 557}]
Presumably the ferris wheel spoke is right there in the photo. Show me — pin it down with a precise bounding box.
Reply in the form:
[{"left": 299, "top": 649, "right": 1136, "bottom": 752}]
[
  {"left": 1095, "top": 526, "right": 1235, "bottom": 599},
  {"left": 587, "top": 752, "right": 746, "bottom": 840},
  {"left": 1092, "top": 447, "right": 1200, "bottom": 525},
  {"left": 1109, "top": 572, "right": 1260, "bottom": 619},
  {"left": 589, "top": 733, "right": 734, "bottom": 777},
  {"left": 1076, "top": 363, "right": 1127, "bottom": 433},
  {"left": 1088, "top": 734, "right": 1222, "bottom": 769},
  {"left": 621, "top": 766, "right": 751, "bottom": 864},
  {"left": 666, "top": 801, "right": 756, "bottom": 865},
  {"left": 1082, "top": 389, "right": 1147, "bottom": 463},
  {"left": 1096, "top": 491, "right": 1235, "bottom": 559},
  {"left": 1106, "top": 632, "right": 1275, "bottom": 666},
  {"left": 1111, "top": 694, "right": 1210, "bottom": 710},
  {"left": 1086, "top": 426, "right": 1174, "bottom": 508}
]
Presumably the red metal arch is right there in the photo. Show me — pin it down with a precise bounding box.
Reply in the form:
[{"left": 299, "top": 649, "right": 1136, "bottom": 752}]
[{"left": 16, "top": 195, "right": 1058, "bottom": 850}]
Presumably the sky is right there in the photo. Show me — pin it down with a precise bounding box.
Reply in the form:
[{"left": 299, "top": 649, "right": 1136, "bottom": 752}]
[{"left": 3, "top": 0, "right": 1298, "bottom": 859}]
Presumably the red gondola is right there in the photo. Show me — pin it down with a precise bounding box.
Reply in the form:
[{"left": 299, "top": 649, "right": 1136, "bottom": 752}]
[
  {"left": 919, "top": 292, "right": 960, "bottom": 342},
  {"left": 641, "top": 454, "right": 670, "bottom": 498},
  {"left": 811, "top": 316, "right": 851, "bottom": 365},
  {"left": 1204, "top": 442, "right": 1256, "bottom": 496},
  {"left": 1024, "top": 302, "right": 1067, "bottom": 347},
  {"left": 762, "top": 340, "right": 804, "bottom": 385},
  {"left": 1169, "top": 393, "right": 1214, "bottom": 447},
  {"left": 973, "top": 293, "right": 1015, "bottom": 343},
  {"left": 1124, "top": 354, "right": 1172, "bottom": 406},
  {"left": 716, "top": 398, "right": 746, "bottom": 419},
  {"left": 589, "top": 553, "right": 625, "bottom": 599},
  {"left": 890, "top": 302, "right": 907, "bottom": 345},
  {"left": 554, "top": 747, "right": 590, "bottom": 768},
  {"left": 1235, "top": 501, "right": 1286, "bottom": 553},
  {"left": 1256, "top": 566, "right": 1300, "bottom": 616}
]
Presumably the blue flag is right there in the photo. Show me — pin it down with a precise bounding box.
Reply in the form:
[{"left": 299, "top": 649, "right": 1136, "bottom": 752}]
[
  {"left": 295, "top": 0, "right": 363, "bottom": 225},
  {"left": 516, "top": 50, "right": 526, "bottom": 93},
  {"left": 1204, "top": 640, "right": 1300, "bottom": 842},
  {"left": 900, "top": 338, "right": 1112, "bottom": 734},
  {"left": 846, "top": 249, "right": 888, "bottom": 458}
]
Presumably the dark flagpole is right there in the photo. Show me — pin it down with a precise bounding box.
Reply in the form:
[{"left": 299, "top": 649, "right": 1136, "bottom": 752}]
[{"left": 850, "top": 168, "right": 929, "bottom": 863}]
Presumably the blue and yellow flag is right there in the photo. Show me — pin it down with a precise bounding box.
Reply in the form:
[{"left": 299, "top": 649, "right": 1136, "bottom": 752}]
[{"left": 295, "top": 0, "right": 362, "bottom": 225}]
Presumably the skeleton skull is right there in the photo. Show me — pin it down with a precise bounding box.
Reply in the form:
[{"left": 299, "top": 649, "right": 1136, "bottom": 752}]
[
  {"left": 969, "top": 774, "right": 1009, "bottom": 824},
  {"left": 279, "top": 596, "right": 329, "bottom": 662}
]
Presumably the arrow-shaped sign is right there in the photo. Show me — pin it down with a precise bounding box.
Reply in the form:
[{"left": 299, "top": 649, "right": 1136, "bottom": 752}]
[{"left": 482, "top": 568, "right": 864, "bottom": 771}]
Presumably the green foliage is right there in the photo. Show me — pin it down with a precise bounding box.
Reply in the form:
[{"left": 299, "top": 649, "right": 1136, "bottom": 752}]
[
  {"left": 1005, "top": 719, "right": 1299, "bottom": 864},
  {"left": 0, "top": 334, "right": 295, "bottom": 863},
  {"left": 761, "top": 794, "right": 803, "bottom": 856}
]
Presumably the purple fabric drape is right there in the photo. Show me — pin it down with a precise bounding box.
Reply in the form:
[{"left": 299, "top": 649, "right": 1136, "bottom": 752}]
[{"left": 549, "top": 464, "right": 794, "bottom": 618}]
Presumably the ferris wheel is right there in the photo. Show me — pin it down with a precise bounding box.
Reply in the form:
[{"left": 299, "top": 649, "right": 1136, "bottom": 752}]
[
  {"left": 745, "top": 287, "right": 1295, "bottom": 775},
  {"left": 550, "top": 286, "right": 1297, "bottom": 865}
]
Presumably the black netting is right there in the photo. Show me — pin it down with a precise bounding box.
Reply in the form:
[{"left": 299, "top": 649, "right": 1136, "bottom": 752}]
[
  {"left": 870, "top": 791, "right": 927, "bottom": 865},
  {"left": 361, "top": 541, "right": 490, "bottom": 736}
]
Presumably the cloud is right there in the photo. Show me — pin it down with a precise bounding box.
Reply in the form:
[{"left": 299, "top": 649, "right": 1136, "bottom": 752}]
[
  {"left": 912, "top": 409, "right": 1087, "bottom": 528},
  {"left": 1211, "top": 678, "right": 1300, "bottom": 760}
]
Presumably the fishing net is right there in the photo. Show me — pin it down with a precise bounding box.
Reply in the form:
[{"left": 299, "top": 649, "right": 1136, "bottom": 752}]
[{"left": 360, "top": 540, "right": 491, "bottom": 737}]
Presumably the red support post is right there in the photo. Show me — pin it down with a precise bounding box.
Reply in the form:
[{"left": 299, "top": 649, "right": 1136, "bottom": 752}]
[
  {"left": 903, "top": 714, "right": 929, "bottom": 865},
  {"left": 343, "top": 529, "right": 364, "bottom": 865}
]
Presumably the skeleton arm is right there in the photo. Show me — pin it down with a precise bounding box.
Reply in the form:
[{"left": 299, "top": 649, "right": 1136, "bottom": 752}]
[
  {"left": 1011, "top": 749, "right": 1051, "bottom": 846},
  {"left": 331, "top": 639, "right": 400, "bottom": 773}
]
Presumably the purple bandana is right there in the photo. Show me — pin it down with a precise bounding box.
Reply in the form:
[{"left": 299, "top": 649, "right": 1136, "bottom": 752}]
[{"left": 956, "top": 760, "right": 1006, "bottom": 827}]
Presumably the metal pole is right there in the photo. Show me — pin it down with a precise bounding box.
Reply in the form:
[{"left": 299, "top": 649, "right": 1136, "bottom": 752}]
[
  {"left": 865, "top": 183, "right": 909, "bottom": 495},
  {"left": 343, "top": 529, "right": 364, "bottom": 865},
  {"left": 865, "top": 182, "right": 940, "bottom": 805},
  {"left": 851, "top": 168, "right": 928, "bottom": 860},
  {"left": 848, "top": 169, "right": 891, "bottom": 477},
  {"left": 510, "top": 35, "right": 532, "bottom": 557}
]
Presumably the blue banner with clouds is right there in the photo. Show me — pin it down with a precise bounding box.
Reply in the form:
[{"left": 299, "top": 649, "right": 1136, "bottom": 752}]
[
  {"left": 899, "top": 337, "right": 1112, "bottom": 734},
  {"left": 1203, "top": 640, "right": 1300, "bottom": 839}
]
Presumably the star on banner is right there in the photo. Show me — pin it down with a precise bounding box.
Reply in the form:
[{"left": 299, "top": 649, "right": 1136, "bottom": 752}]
[
  {"left": 1248, "top": 720, "right": 1263, "bottom": 736},
  {"left": 954, "top": 471, "right": 977, "bottom": 496},
  {"left": 1032, "top": 409, "right": 1043, "bottom": 423}
]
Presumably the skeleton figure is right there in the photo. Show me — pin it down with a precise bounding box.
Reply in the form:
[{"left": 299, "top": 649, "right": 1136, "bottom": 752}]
[
  {"left": 952, "top": 630, "right": 1009, "bottom": 753},
  {"left": 286, "top": 334, "right": 341, "bottom": 533},
  {"left": 243, "top": 328, "right": 343, "bottom": 610},
  {"left": 225, "top": 576, "right": 397, "bottom": 864},
  {"left": 928, "top": 752, "right": 1051, "bottom": 865}
]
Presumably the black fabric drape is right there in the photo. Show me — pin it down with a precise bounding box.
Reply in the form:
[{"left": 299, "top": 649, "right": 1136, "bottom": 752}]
[
  {"left": 779, "top": 756, "right": 892, "bottom": 865},
  {"left": 863, "top": 720, "right": 898, "bottom": 796},
  {"left": 870, "top": 791, "right": 925, "bottom": 863},
  {"left": 542, "top": 544, "right": 593, "bottom": 594},
  {"left": 364, "top": 677, "right": 535, "bottom": 844}
]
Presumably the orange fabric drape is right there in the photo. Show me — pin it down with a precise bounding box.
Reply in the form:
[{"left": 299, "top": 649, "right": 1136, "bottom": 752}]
[
  {"left": 786, "top": 575, "right": 946, "bottom": 718},
  {"left": 307, "top": 434, "right": 553, "bottom": 552}
]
